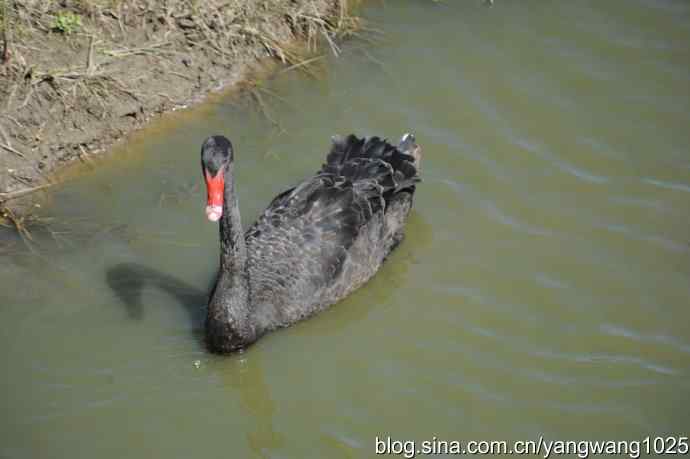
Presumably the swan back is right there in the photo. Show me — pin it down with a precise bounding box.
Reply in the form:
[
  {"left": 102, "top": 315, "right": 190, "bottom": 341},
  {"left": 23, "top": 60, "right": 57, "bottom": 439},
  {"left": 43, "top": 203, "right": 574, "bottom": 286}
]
[{"left": 244, "top": 134, "right": 421, "bottom": 332}]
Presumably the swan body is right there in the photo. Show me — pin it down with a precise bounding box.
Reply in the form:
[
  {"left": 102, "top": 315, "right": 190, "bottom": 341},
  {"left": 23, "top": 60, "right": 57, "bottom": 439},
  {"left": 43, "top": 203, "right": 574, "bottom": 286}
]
[{"left": 201, "top": 134, "right": 421, "bottom": 353}]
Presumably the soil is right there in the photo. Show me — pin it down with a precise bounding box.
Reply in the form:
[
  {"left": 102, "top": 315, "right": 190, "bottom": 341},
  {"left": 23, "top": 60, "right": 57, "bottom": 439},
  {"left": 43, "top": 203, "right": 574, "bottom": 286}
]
[{"left": 0, "top": 0, "right": 361, "bottom": 219}]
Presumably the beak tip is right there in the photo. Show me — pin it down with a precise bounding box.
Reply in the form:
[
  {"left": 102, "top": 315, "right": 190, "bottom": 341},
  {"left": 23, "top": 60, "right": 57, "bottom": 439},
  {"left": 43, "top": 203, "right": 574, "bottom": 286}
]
[{"left": 206, "top": 205, "right": 223, "bottom": 222}]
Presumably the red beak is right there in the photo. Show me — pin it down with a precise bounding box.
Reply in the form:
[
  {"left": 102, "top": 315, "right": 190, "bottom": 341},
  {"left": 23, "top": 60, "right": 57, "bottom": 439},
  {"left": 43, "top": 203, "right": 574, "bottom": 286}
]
[{"left": 204, "top": 169, "right": 224, "bottom": 222}]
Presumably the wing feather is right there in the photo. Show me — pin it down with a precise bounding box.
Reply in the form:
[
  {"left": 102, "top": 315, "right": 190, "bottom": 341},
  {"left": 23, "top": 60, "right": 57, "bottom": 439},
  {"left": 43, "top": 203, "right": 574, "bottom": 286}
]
[{"left": 246, "top": 135, "right": 419, "bottom": 303}]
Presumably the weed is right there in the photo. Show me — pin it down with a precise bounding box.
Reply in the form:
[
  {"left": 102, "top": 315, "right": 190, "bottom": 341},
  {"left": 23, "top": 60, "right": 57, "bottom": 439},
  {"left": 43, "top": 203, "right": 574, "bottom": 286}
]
[{"left": 52, "top": 11, "right": 82, "bottom": 34}]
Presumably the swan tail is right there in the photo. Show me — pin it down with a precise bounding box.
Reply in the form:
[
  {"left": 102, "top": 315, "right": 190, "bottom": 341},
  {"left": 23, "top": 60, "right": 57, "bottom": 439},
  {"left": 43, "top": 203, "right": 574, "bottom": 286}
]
[
  {"left": 323, "top": 134, "right": 420, "bottom": 195},
  {"left": 398, "top": 133, "right": 422, "bottom": 169}
]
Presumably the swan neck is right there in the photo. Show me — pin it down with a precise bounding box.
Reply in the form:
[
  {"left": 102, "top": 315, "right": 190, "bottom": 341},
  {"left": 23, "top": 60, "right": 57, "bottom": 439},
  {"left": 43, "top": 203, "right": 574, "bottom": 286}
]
[
  {"left": 206, "top": 163, "right": 255, "bottom": 353},
  {"left": 219, "top": 165, "right": 246, "bottom": 273}
]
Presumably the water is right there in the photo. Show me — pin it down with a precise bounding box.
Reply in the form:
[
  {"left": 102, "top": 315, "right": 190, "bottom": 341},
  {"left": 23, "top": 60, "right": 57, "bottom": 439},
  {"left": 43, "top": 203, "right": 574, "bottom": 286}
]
[{"left": 2, "top": 1, "right": 690, "bottom": 457}]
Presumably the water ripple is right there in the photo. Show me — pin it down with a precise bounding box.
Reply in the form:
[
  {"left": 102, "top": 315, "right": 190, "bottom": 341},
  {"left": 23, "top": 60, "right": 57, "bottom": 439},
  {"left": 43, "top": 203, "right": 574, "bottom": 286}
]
[
  {"left": 525, "top": 346, "right": 679, "bottom": 377},
  {"left": 574, "top": 353, "right": 678, "bottom": 376},
  {"left": 600, "top": 323, "right": 690, "bottom": 355},
  {"left": 534, "top": 273, "right": 570, "bottom": 290},
  {"left": 514, "top": 137, "right": 610, "bottom": 184},
  {"left": 603, "top": 223, "right": 690, "bottom": 254},
  {"left": 608, "top": 195, "right": 674, "bottom": 214},
  {"left": 481, "top": 201, "right": 553, "bottom": 237},
  {"left": 643, "top": 177, "right": 690, "bottom": 194}
]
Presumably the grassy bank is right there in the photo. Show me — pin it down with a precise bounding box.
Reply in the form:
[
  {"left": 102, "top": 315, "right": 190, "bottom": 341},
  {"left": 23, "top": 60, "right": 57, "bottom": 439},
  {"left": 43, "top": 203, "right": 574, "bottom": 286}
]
[{"left": 0, "top": 0, "right": 362, "bottom": 223}]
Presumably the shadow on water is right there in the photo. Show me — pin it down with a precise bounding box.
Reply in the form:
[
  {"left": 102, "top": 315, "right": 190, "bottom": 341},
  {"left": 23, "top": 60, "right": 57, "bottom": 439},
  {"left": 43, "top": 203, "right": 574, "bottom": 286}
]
[
  {"left": 107, "top": 263, "right": 284, "bottom": 457},
  {"left": 105, "top": 262, "right": 212, "bottom": 340}
]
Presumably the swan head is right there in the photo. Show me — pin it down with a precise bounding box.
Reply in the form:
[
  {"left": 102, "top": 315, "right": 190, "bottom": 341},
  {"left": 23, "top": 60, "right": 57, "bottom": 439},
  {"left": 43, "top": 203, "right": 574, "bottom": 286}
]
[{"left": 201, "top": 135, "right": 234, "bottom": 222}]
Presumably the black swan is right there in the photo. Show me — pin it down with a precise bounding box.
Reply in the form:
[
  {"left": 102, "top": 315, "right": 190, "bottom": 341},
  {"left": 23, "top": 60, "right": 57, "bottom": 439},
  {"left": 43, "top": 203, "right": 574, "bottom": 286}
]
[{"left": 201, "top": 133, "right": 421, "bottom": 353}]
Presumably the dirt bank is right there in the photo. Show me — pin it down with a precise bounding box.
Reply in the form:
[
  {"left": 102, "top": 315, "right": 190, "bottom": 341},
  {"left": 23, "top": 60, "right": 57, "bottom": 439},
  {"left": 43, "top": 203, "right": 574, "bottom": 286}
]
[{"left": 0, "top": 0, "right": 361, "bottom": 220}]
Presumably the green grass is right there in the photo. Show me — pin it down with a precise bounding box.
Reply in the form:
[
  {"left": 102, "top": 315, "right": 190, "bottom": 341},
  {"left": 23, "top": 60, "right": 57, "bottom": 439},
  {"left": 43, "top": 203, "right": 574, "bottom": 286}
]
[{"left": 52, "top": 11, "right": 82, "bottom": 34}]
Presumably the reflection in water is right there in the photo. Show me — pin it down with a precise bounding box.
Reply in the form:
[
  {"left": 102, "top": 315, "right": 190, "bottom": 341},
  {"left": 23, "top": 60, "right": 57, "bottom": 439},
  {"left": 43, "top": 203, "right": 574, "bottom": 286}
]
[{"left": 219, "top": 357, "right": 286, "bottom": 459}]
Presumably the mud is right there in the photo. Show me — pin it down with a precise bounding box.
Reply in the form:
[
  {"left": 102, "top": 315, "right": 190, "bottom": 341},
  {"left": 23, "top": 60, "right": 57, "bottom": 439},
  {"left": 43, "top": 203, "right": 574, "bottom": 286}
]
[{"left": 0, "top": 0, "right": 360, "bottom": 218}]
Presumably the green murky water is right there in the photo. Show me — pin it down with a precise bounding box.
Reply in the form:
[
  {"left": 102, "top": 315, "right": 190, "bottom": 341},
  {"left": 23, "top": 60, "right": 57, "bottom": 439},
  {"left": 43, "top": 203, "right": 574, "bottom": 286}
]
[{"left": 2, "top": 1, "right": 690, "bottom": 457}]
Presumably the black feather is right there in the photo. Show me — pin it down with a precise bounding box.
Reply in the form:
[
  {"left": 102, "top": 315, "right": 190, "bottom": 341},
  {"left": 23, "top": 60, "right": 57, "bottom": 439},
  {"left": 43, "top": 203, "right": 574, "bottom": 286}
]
[{"left": 245, "top": 134, "right": 419, "bottom": 303}]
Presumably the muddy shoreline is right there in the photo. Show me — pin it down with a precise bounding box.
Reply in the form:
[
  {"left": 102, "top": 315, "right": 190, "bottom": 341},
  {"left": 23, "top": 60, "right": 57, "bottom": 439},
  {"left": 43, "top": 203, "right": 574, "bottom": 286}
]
[{"left": 0, "top": 0, "right": 361, "bottom": 220}]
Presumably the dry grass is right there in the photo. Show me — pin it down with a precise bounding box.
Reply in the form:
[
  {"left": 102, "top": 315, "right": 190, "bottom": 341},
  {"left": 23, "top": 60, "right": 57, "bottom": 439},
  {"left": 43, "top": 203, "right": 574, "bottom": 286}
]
[{"left": 3, "top": 0, "right": 363, "bottom": 86}]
